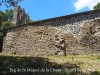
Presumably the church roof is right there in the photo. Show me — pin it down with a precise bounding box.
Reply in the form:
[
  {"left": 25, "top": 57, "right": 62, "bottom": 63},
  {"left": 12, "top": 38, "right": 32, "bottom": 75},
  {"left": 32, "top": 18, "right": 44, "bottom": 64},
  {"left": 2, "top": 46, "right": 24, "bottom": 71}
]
[{"left": 8, "top": 9, "right": 100, "bottom": 29}]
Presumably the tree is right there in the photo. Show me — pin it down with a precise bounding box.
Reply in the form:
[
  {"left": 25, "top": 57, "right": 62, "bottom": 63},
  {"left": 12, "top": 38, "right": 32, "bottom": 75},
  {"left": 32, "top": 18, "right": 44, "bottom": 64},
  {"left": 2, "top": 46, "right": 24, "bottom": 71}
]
[
  {"left": 0, "top": 9, "right": 13, "bottom": 51},
  {"left": 0, "top": 9, "right": 13, "bottom": 26},
  {"left": 93, "top": 2, "right": 100, "bottom": 10},
  {"left": 5, "top": 9, "right": 13, "bottom": 21},
  {"left": 0, "top": 0, "right": 23, "bottom": 7}
]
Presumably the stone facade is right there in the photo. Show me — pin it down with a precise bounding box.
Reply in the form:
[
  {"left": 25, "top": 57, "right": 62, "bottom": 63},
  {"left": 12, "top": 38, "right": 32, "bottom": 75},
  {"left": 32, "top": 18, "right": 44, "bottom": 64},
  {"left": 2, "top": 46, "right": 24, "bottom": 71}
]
[
  {"left": 27, "top": 9, "right": 100, "bottom": 35},
  {"left": 79, "top": 19, "right": 100, "bottom": 51},
  {"left": 12, "top": 5, "right": 30, "bottom": 26},
  {"left": 2, "top": 9, "right": 100, "bottom": 56}
]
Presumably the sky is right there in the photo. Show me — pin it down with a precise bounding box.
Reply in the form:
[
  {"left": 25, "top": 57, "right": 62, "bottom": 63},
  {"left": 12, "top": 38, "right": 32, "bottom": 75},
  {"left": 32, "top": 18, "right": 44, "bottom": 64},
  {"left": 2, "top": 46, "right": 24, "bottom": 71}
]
[{"left": 0, "top": 0, "right": 100, "bottom": 21}]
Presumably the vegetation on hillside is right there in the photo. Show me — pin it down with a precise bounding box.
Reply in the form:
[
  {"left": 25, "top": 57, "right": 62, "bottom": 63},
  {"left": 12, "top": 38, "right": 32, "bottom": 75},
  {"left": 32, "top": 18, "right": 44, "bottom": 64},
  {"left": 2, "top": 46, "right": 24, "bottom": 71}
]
[{"left": 0, "top": 53, "right": 100, "bottom": 75}]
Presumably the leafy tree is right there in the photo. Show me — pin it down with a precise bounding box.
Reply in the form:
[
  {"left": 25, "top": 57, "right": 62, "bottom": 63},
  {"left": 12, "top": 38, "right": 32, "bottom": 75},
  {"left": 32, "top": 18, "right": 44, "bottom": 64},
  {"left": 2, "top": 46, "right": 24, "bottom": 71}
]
[
  {"left": 93, "top": 2, "right": 100, "bottom": 10},
  {"left": 0, "top": 0, "right": 23, "bottom": 7},
  {"left": 5, "top": 9, "right": 13, "bottom": 21},
  {"left": 0, "top": 9, "right": 13, "bottom": 51}
]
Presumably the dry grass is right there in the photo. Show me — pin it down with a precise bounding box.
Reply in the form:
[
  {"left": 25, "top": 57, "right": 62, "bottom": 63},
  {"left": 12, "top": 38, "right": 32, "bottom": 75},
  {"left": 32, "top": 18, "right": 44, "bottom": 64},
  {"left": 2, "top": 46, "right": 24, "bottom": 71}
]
[
  {"left": 45, "top": 53, "right": 100, "bottom": 71},
  {"left": 0, "top": 52, "right": 100, "bottom": 75}
]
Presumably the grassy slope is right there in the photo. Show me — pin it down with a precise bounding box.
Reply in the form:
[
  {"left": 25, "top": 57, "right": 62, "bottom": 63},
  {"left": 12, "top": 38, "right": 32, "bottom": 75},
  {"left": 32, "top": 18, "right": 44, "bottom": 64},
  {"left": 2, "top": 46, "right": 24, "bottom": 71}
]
[{"left": 0, "top": 53, "right": 100, "bottom": 75}]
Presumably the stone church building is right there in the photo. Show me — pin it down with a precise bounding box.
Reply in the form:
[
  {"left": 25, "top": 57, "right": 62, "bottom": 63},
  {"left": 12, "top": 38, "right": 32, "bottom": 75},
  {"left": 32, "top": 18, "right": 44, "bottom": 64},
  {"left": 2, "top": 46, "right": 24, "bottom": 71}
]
[{"left": 2, "top": 5, "right": 100, "bottom": 56}]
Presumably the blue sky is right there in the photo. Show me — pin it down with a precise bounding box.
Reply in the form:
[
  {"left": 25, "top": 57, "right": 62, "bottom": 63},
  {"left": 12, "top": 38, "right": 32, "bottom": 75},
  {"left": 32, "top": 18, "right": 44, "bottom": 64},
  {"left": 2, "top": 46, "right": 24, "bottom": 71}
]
[{"left": 0, "top": 0, "right": 100, "bottom": 21}]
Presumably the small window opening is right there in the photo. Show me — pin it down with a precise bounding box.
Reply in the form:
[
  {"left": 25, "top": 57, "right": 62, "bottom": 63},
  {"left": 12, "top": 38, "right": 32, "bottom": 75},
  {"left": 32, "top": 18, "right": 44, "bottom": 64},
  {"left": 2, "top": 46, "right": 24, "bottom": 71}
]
[{"left": 40, "top": 33, "right": 42, "bottom": 40}]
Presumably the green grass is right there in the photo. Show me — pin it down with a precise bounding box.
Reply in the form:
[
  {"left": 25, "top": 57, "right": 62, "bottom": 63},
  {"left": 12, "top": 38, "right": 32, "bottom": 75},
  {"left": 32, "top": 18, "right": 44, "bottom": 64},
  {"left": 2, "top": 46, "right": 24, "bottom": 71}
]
[{"left": 0, "top": 52, "right": 100, "bottom": 75}]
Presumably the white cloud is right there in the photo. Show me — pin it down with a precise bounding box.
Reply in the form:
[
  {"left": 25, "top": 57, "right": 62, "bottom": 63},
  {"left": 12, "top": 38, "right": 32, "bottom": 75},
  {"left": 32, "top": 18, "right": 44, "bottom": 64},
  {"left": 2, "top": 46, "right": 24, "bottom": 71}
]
[{"left": 73, "top": 0, "right": 100, "bottom": 11}]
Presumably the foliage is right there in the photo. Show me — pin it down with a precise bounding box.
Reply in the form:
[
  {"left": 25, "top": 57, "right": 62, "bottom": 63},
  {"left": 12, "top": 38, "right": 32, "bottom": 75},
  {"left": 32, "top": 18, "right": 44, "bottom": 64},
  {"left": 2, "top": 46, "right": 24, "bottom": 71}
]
[
  {"left": 0, "top": 9, "right": 13, "bottom": 51},
  {"left": 0, "top": 9, "right": 13, "bottom": 37},
  {"left": 0, "top": 0, "right": 23, "bottom": 7},
  {"left": 93, "top": 2, "right": 100, "bottom": 10},
  {"left": 5, "top": 9, "right": 13, "bottom": 21},
  {"left": 30, "top": 19, "right": 34, "bottom": 23}
]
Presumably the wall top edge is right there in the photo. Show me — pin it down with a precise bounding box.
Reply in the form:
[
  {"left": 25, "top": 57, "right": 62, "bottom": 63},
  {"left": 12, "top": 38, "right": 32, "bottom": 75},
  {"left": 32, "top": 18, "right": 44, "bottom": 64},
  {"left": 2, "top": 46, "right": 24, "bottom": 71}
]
[{"left": 8, "top": 9, "right": 100, "bottom": 29}]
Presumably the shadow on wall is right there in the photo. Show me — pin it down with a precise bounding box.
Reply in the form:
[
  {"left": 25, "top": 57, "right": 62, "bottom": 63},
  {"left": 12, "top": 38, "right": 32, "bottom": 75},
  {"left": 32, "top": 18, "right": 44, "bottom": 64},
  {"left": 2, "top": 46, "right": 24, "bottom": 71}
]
[{"left": 0, "top": 55, "right": 100, "bottom": 75}]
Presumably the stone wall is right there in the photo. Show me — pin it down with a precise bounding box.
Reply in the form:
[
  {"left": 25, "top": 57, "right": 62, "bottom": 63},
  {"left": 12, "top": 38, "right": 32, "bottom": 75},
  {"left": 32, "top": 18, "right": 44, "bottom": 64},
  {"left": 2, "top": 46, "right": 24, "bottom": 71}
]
[
  {"left": 12, "top": 5, "right": 30, "bottom": 26},
  {"left": 3, "top": 24, "right": 80, "bottom": 56},
  {"left": 28, "top": 9, "right": 100, "bottom": 35},
  {"left": 2, "top": 9, "right": 100, "bottom": 56},
  {"left": 79, "top": 19, "right": 100, "bottom": 51}
]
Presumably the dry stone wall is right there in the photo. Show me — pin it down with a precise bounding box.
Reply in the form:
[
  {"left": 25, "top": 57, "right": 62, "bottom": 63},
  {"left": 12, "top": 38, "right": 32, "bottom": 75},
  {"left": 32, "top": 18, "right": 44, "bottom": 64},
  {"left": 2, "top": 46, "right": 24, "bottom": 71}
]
[
  {"left": 2, "top": 25, "right": 77, "bottom": 55},
  {"left": 79, "top": 19, "right": 100, "bottom": 51},
  {"left": 2, "top": 9, "right": 100, "bottom": 56}
]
